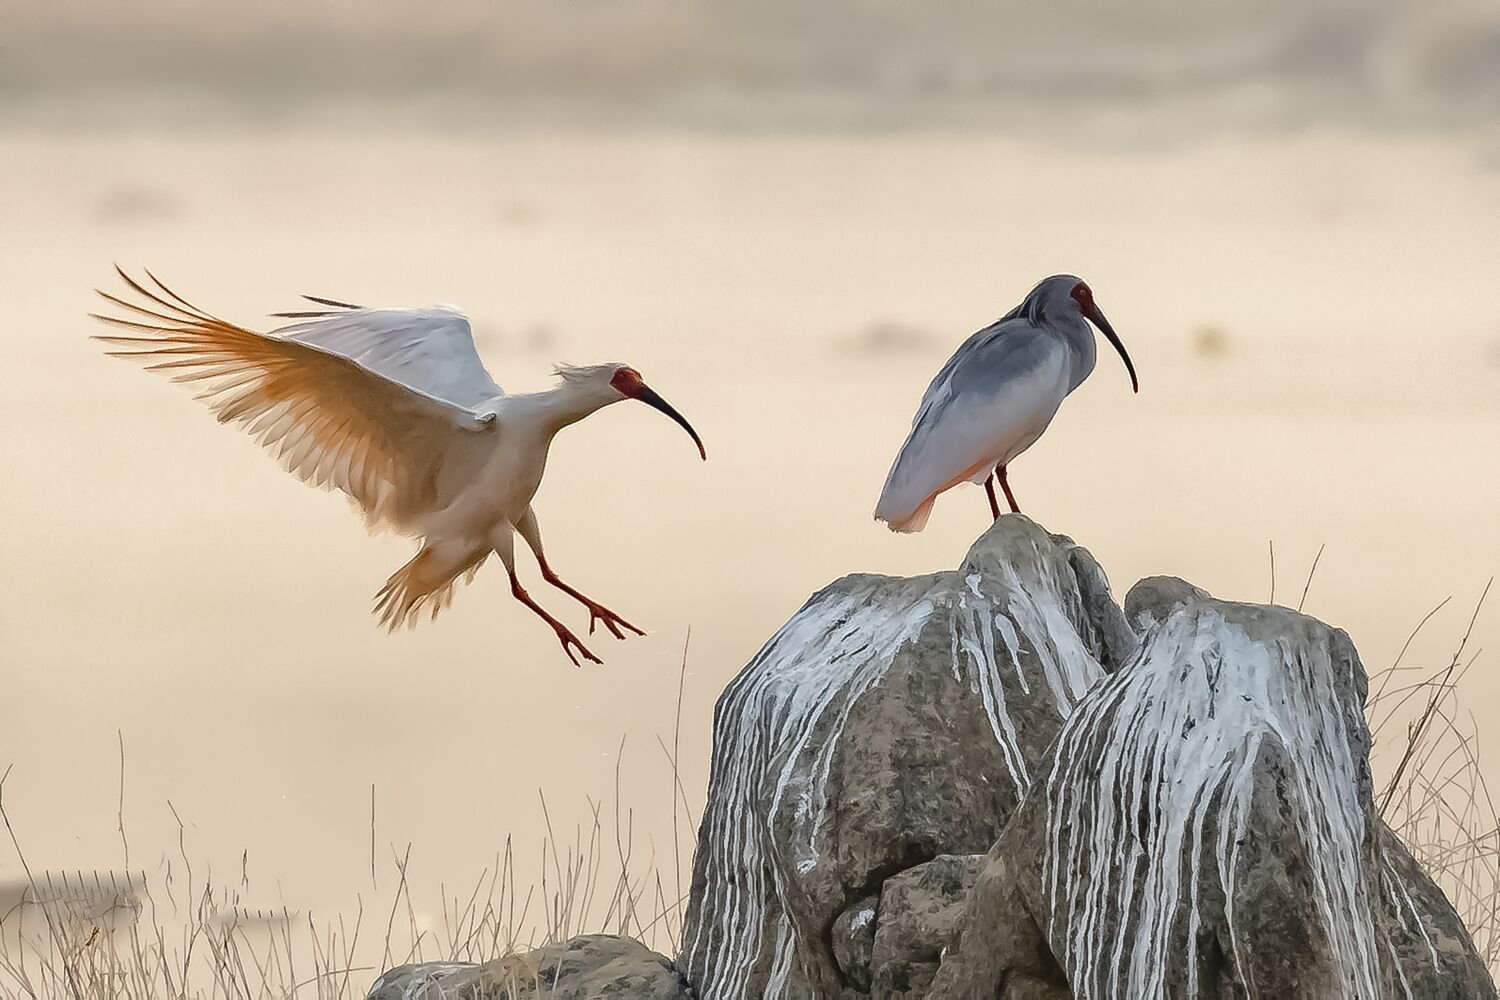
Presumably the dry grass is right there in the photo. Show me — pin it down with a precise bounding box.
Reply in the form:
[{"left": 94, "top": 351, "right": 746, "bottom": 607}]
[
  {"left": 0, "top": 643, "right": 698, "bottom": 1000},
  {"left": 0, "top": 760, "right": 695, "bottom": 1000},
  {"left": 1370, "top": 579, "right": 1499, "bottom": 967},
  {"left": 3, "top": 597, "right": 1497, "bottom": 998}
]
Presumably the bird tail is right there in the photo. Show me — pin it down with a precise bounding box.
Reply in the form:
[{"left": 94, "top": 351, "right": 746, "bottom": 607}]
[
  {"left": 374, "top": 545, "right": 488, "bottom": 631},
  {"left": 874, "top": 494, "right": 935, "bottom": 533}
]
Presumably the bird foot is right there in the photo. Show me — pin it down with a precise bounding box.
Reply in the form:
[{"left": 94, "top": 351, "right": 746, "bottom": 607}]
[
  {"left": 553, "top": 624, "right": 602, "bottom": 667},
  {"left": 582, "top": 601, "right": 646, "bottom": 641}
]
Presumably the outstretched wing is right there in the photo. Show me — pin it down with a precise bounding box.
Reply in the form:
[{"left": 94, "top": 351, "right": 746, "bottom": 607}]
[
  {"left": 92, "top": 267, "right": 498, "bottom": 532},
  {"left": 875, "top": 322, "right": 1066, "bottom": 530},
  {"left": 270, "top": 298, "right": 503, "bottom": 410}
]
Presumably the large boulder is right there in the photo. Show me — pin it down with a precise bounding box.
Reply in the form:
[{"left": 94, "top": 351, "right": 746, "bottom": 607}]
[
  {"left": 928, "top": 578, "right": 1498, "bottom": 1000},
  {"left": 365, "top": 934, "right": 691, "bottom": 1000},
  {"left": 677, "top": 516, "right": 1134, "bottom": 1000}
]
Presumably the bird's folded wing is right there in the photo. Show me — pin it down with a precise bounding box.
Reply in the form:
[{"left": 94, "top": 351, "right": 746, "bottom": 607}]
[
  {"left": 93, "top": 268, "right": 497, "bottom": 530},
  {"left": 270, "top": 303, "right": 504, "bottom": 411},
  {"left": 908, "top": 318, "right": 1014, "bottom": 431},
  {"left": 877, "top": 325, "right": 1060, "bottom": 521}
]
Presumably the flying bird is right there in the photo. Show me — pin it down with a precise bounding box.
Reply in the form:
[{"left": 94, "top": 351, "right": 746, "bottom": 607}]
[
  {"left": 874, "top": 274, "right": 1137, "bottom": 532},
  {"left": 92, "top": 267, "right": 706, "bottom": 666}
]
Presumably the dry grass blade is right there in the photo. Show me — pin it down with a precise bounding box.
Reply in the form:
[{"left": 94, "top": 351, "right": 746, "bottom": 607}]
[
  {"left": 1297, "top": 543, "right": 1325, "bottom": 612},
  {"left": 1267, "top": 540, "right": 1276, "bottom": 605}
]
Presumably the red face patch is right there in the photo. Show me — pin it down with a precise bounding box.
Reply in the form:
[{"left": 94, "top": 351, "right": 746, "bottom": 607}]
[
  {"left": 1070, "top": 282, "right": 1093, "bottom": 308},
  {"left": 610, "top": 366, "right": 645, "bottom": 396}
]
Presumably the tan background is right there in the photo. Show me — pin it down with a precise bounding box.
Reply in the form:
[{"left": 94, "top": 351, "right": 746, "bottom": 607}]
[{"left": 1, "top": 1, "right": 1497, "bottom": 932}]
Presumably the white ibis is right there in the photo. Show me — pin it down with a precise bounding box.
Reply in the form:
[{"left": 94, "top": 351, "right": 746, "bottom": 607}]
[
  {"left": 92, "top": 267, "right": 706, "bottom": 666},
  {"left": 874, "top": 274, "right": 1137, "bottom": 532}
]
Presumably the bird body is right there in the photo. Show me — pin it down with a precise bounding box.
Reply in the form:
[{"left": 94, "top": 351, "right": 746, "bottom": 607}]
[
  {"left": 93, "top": 268, "right": 705, "bottom": 665},
  {"left": 875, "top": 275, "right": 1137, "bottom": 532}
]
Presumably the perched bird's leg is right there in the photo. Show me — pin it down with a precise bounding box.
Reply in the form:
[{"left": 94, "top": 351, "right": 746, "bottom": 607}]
[
  {"left": 997, "top": 464, "right": 1021, "bottom": 514},
  {"left": 984, "top": 473, "right": 1002, "bottom": 521},
  {"left": 495, "top": 526, "right": 600, "bottom": 667},
  {"left": 515, "top": 508, "right": 644, "bottom": 640}
]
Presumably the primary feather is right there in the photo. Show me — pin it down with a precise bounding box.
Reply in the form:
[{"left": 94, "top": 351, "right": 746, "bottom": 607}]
[{"left": 92, "top": 266, "right": 499, "bottom": 534}]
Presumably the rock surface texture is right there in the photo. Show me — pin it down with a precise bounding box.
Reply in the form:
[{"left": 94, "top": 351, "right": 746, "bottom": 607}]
[
  {"left": 870, "top": 855, "right": 986, "bottom": 998},
  {"left": 365, "top": 934, "right": 691, "bottom": 1000},
  {"left": 677, "top": 517, "right": 1134, "bottom": 1000},
  {"left": 927, "top": 575, "right": 1497, "bottom": 1000}
]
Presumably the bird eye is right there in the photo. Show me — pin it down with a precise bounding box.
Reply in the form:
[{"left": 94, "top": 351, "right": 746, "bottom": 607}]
[{"left": 609, "top": 366, "right": 644, "bottom": 394}]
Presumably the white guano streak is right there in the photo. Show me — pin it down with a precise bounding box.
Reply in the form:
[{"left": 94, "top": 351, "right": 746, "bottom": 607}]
[
  {"left": 1378, "top": 851, "right": 1442, "bottom": 981},
  {"left": 684, "top": 541, "right": 1104, "bottom": 1000},
  {"left": 1041, "top": 610, "right": 1382, "bottom": 1000},
  {"left": 681, "top": 585, "right": 936, "bottom": 1000}
]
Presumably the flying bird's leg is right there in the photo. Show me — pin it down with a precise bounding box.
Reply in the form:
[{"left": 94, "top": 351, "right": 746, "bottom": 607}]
[
  {"left": 509, "top": 572, "right": 602, "bottom": 667},
  {"left": 983, "top": 474, "right": 1002, "bottom": 521},
  {"left": 495, "top": 527, "right": 601, "bottom": 667},
  {"left": 996, "top": 464, "right": 1021, "bottom": 514},
  {"left": 515, "top": 508, "right": 644, "bottom": 640}
]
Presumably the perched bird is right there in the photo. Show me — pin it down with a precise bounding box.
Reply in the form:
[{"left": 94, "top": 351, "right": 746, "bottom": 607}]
[
  {"left": 92, "top": 267, "right": 706, "bottom": 666},
  {"left": 874, "top": 274, "right": 1137, "bottom": 532}
]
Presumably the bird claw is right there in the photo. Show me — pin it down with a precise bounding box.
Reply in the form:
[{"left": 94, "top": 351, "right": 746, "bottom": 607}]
[
  {"left": 554, "top": 626, "right": 602, "bottom": 667},
  {"left": 585, "top": 603, "right": 646, "bottom": 641}
]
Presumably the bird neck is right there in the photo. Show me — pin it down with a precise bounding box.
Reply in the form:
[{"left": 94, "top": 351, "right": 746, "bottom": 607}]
[
  {"left": 1057, "top": 315, "right": 1097, "bottom": 393},
  {"left": 532, "top": 381, "right": 621, "bottom": 435}
]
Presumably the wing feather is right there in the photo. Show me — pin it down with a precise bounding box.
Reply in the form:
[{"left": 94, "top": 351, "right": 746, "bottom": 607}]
[
  {"left": 270, "top": 302, "right": 504, "bottom": 410},
  {"left": 93, "top": 267, "right": 497, "bottom": 533}
]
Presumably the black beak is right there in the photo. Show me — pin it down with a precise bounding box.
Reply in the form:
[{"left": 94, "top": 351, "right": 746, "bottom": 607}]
[
  {"left": 635, "top": 384, "right": 707, "bottom": 460},
  {"left": 1086, "top": 304, "right": 1138, "bottom": 393}
]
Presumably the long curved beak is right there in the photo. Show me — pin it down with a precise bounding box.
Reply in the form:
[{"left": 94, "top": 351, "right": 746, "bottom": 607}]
[
  {"left": 1085, "top": 304, "right": 1139, "bottom": 393},
  {"left": 634, "top": 384, "right": 707, "bottom": 460}
]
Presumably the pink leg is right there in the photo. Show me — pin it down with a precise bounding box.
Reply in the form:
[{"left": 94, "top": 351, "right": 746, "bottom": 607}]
[
  {"left": 997, "top": 465, "right": 1021, "bottom": 514},
  {"left": 537, "top": 559, "right": 646, "bottom": 640},
  {"left": 514, "top": 507, "right": 644, "bottom": 641},
  {"left": 508, "top": 569, "right": 601, "bottom": 667},
  {"left": 984, "top": 474, "right": 1002, "bottom": 521}
]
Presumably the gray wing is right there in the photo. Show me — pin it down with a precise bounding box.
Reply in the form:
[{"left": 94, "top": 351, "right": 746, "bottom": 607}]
[
  {"left": 907, "top": 318, "right": 1049, "bottom": 439},
  {"left": 876, "top": 321, "right": 1066, "bottom": 527},
  {"left": 272, "top": 302, "right": 504, "bottom": 410}
]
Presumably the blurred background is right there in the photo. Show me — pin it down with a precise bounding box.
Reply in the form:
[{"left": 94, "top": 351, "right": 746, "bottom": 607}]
[{"left": 2, "top": 0, "right": 1498, "bottom": 953}]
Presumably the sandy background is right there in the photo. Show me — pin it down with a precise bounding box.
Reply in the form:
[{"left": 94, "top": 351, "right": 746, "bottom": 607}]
[{"left": 1, "top": 0, "right": 1497, "bottom": 932}]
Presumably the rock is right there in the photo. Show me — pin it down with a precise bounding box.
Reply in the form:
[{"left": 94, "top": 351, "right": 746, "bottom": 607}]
[
  {"left": 1121, "top": 573, "right": 1211, "bottom": 631},
  {"left": 1059, "top": 547, "right": 1141, "bottom": 673},
  {"left": 1375, "top": 823, "right": 1498, "bottom": 999},
  {"left": 367, "top": 962, "right": 478, "bottom": 1000},
  {"left": 833, "top": 894, "right": 879, "bottom": 992},
  {"left": 365, "top": 934, "right": 691, "bottom": 1000},
  {"left": 678, "top": 516, "right": 1131, "bottom": 1000},
  {"left": 870, "top": 855, "right": 985, "bottom": 999},
  {"left": 928, "top": 579, "right": 1498, "bottom": 1000}
]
